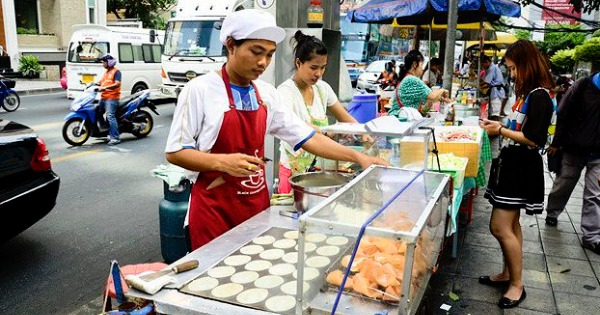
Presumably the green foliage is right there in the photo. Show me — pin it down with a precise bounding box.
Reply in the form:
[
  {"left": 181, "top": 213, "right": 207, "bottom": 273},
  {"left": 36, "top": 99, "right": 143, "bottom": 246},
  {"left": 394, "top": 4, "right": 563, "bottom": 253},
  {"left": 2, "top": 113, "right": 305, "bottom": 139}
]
[
  {"left": 18, "top": 55, "right": 44, "bottom": 77},
  {"left": 593, "top": 29, "right": 600, "bottom": 38},
  {"left": 573, "top": 37, "right": 600, "bottom": 69},
  {"left": 16, "top": 27, "right": 37, "bottom": 35},
  {"left": 108, "top": 0, "right": 176, "bottom": 29},
  {"left": 550, "top": 49, "right": 576, "bottom": 73},
  {"left": 536, "top": 24, "right": 586, "bottom": 57},
  {"left": 514, "top": 30, "right": 531, "bottom": 40},
  {"left": 491, "top": 17, "right": 511, "bottom": 32}
]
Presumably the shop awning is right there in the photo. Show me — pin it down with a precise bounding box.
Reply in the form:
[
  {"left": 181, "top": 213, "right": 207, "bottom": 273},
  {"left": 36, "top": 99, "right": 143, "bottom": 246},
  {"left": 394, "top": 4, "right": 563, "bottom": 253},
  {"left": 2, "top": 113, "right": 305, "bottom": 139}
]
[{"left": 347, "top": 0, "right": 521, "bottom": 25}]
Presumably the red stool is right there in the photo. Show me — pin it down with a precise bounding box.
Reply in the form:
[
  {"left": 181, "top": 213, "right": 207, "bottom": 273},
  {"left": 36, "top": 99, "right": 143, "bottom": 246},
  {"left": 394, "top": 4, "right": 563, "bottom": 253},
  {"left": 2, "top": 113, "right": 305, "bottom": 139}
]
[{"left": 103, "top": 262, "right": 168, "bottom": 311}]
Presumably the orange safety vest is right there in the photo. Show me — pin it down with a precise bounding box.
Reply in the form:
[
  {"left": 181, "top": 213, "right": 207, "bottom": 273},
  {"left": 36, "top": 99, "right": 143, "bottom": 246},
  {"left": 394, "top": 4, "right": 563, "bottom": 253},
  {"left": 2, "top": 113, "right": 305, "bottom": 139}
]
[{"left": 100, "top": 67, "right": 121, "bottom": 100}]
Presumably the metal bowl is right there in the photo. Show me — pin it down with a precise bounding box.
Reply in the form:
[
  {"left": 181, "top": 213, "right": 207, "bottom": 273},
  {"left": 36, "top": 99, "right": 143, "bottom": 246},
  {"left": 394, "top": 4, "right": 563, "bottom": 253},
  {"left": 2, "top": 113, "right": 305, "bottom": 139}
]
[{"left": 289, "top": 172, "right": 351, "bottom": 214}]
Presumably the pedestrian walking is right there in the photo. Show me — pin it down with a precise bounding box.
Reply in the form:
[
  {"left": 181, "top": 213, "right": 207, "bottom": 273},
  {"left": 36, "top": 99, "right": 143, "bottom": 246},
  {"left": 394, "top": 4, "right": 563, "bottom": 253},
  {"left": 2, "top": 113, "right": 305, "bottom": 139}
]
[
  {"left": 478, "top": 39, "right": 555, "bottom": 309},
  {"left": 545, "top": 70, "right": 600, "bottom": 255},
  {"left": 164, "top": 9, "right": 387, "bottom": 251}
]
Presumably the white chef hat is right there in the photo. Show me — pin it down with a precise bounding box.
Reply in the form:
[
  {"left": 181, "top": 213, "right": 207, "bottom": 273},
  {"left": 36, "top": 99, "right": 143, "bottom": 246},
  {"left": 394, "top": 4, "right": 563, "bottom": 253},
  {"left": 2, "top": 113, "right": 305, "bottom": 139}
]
[{"left": 219, "top": 9, "right": 286, "bottom": 45}]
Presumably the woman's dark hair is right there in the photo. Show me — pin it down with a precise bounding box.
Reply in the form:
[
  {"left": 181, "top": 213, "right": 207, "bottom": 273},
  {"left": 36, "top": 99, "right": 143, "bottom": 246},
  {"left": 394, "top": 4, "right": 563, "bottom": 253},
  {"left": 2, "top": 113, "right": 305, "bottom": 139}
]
[
  {"left": 399, "top": 49, "right": 424, "bottom": 79},
  {"left": 504, "top": 39, "right": 555, "bottom": 98},
  {"left": 423, "top": 57, "right": 441, "bottom": 72},
  {"left": 291, "top": 30, "right": 328, "bottom": 66}
]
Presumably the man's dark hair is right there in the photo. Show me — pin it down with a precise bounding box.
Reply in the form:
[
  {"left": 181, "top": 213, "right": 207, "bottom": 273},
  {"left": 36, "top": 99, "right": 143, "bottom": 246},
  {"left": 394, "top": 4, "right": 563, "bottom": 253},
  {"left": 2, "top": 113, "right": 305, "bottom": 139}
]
[{"left": 481, "top": 55, "right": 492, "bottom": 63}]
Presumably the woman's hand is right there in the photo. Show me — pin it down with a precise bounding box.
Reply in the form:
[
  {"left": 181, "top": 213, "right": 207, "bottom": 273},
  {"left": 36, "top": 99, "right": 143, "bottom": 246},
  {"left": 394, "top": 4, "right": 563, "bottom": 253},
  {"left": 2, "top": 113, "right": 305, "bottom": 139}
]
[
  {"left": 217, "top": 153, "right": 265, "bottom": 177},
  {"left": 479, "top": 118, "right": 502, "bottom": 136},
  {"left": 547, "top": 146, "right": 560, "bottom": 156}
]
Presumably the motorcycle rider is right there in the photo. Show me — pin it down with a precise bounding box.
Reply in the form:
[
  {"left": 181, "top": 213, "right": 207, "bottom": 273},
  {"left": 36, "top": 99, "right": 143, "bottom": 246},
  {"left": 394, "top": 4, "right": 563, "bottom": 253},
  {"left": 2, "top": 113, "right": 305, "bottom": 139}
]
[{"left": 96, "top": 53, "right": 122, "bottom": 146}]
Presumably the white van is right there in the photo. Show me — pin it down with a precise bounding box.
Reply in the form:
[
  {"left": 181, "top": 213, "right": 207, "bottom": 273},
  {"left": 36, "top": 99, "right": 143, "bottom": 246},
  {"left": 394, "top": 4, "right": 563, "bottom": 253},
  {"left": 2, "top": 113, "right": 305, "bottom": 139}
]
[
  {"left": 158, "top": 0, "right": 254, "bottom": 100},
  {"left": 66, "top": 24, "right": 165, "bottom": 100}
]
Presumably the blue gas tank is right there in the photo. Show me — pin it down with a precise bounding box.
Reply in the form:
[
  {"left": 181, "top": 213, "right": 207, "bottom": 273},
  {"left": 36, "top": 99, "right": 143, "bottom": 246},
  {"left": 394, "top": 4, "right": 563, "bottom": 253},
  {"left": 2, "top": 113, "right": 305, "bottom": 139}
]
[
  {"left": 159, "top": 180, "right": 190, "bottom": 263},
  {"left": 347, "top": 92, "right": 378, "bottom": 123}
]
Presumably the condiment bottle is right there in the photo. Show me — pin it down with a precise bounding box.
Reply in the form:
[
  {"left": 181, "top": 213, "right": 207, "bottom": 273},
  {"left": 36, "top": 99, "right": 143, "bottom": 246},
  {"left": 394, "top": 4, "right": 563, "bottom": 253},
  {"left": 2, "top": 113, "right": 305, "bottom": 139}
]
[{"left": 307, "top": 1, "right": 324, "bottom": 28}]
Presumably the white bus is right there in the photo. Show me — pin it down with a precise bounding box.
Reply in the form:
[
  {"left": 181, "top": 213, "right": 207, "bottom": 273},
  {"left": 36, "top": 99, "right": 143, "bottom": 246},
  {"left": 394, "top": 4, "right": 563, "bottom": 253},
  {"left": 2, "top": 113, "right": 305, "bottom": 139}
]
[{"left": 66, "top": 24, "right": 165, "bottom": 100}]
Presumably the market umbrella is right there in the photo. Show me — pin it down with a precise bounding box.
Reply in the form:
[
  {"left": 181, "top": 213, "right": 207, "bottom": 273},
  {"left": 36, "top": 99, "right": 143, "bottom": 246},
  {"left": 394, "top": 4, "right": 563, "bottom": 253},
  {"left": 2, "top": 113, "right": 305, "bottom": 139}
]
[
  {"left": 466, "top": 31, "right": 518, "bottom": 51},
  {"left": 347, "top": 0, "right": 521, "bottom": 25},
  {"left": 379, "top": 21, "right": 497, "bottom": 41}
]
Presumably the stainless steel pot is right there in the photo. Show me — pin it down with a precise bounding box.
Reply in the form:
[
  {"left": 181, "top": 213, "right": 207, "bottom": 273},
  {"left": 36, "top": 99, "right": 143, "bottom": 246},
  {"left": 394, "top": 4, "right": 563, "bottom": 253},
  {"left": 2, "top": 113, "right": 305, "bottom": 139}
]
[{"left": 289, "top": 172, "right": 351, "bottom": 214}]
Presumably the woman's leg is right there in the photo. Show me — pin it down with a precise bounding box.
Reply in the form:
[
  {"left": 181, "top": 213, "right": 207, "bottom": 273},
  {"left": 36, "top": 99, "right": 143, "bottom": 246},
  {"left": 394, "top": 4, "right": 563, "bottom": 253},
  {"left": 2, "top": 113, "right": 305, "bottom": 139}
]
[{"left": 490, "top": 207, "right": 524, "bottom": 300}]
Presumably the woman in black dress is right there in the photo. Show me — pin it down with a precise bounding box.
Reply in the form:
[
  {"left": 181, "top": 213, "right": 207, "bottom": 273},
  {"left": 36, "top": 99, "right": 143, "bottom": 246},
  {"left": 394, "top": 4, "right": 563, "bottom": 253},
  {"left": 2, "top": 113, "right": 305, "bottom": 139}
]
[{"left": 479, "top": 40, "right": 555, "bottom": 309}]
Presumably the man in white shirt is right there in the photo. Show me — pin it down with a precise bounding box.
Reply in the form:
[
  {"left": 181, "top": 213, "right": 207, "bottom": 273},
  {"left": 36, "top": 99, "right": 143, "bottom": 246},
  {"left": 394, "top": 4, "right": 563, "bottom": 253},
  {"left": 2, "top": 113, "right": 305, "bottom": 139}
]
[{"left": 164, "top": 9, "right": 387, "bottom": 251}]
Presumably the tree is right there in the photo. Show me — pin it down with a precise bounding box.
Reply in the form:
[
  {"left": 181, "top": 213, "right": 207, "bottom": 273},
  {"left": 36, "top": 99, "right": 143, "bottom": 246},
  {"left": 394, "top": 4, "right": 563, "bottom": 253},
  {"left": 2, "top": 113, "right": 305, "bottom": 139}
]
[
  {"left": 108, "top": 0, "right": 175, "bottom": 29},
  {"left": 514, "top": 30, "right": 531, "bottom": 40},
  {"left": 550, "top": 49, "right": 576, "bottom": 73},
  {"left": 535, "top": 24, "right": 586, "bottom": 57},
  {"left": 573, "top": 37, "right": 600, "bottom": 70}
]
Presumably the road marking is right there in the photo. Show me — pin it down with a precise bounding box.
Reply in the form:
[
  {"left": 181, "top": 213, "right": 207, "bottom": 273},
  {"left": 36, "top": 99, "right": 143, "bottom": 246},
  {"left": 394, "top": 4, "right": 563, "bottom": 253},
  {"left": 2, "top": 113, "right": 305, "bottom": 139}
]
[
  {"left": 32, "top": 122, "right": 65, "bottom": 130},
  {"left": 52, "top": 149, "right": 101, "bottom": 162}
]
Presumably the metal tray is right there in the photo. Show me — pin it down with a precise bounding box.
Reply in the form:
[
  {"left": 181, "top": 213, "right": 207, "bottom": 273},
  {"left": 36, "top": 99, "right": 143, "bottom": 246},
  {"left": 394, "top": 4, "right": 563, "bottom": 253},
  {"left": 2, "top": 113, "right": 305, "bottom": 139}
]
[{"left": 179, "top": 227, "right": 351, "bottom": 314}]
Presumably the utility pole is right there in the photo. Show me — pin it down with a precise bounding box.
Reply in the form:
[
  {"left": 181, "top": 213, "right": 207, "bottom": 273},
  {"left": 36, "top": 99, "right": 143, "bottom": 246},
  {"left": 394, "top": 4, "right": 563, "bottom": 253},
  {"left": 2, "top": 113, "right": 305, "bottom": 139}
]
[{"left": 443, "top": 0, "right": 459, "bottom": 95}]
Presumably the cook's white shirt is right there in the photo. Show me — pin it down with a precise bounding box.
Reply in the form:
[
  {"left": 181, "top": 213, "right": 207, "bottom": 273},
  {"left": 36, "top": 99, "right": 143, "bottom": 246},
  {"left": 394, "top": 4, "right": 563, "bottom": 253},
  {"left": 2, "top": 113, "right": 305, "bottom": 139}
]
[{"left": 165, "top": 71, "right": 315, "bottom": 182}]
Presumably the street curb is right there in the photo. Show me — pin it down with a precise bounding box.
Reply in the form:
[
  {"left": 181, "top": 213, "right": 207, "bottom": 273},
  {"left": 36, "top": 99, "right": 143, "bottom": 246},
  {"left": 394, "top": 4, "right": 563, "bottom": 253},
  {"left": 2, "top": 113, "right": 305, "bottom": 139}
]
[{"left": 15, "top": 88, "right": 66, "bottom": 96}]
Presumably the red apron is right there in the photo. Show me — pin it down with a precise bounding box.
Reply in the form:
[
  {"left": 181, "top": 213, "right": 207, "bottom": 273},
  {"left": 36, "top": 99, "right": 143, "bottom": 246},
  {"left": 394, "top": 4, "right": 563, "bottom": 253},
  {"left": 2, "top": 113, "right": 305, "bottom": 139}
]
[{"left": 188, "top": 66, "right": 270, "bottom": 250}]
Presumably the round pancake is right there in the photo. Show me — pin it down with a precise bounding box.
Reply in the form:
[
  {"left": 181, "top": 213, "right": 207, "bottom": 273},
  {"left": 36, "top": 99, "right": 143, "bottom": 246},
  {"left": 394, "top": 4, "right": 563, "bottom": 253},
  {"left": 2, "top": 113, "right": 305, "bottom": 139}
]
[
  {"left": 305, "top": 233, "right": 327, "bottom": 243},
  {"left": 273, "top": 239, "right": 296, "bottom": 249},
  {"left": 306, "top": 256, "right": 330, "bottom": 268},
  {"left": 252, "top": 235, "right": 276, "bottom": 245},
  {"left": 282, "top": 252, "right": 299, "bottom": 264},
  {"left": 268, "top": 263, "right": 296, "bottom": 276},
  {"left": 236, "top": 288, "right": 269, "bottom": 305},
  {"left": 240, "top": 244, "right": 264, "bottom": 255},
  {"left": 211, "top": 283, "right": 244, "bottom": 298},
  {"left": 316, "top": 245, "right": 340, "bottom": 257},
  {"left": 283, "top": 230, "right": 299, "bottom": 239},
  {"left": 259, "top": 248, "right": 285, "bottom": 260},
  {"left": 265, "top": 295, "right": 296, "bottom": 313},
  {"left": 294, "top": 242, "right": 316, "bottom": 253},
  {"left": 254, "top": 275, "right": 285, "bottom": 289},
  {"left": 187, "top": 277, "right": 218, "bottom": 292},
  {"left": 244, "top": 260, "right": 273, "bottom": 272},
  {"left": 224, "top": 254, "right": 251, "bottom": 267},
  {"left": 230, "top": 271, "right": 259, "bottom": 284},
  {"left": 293, "top": 267, "right": 320, "bottom": 281},
  {"left": 207, "top": 266, "right": 236, "bottom": 278},
  {"left": 326, "top": 236, "right": 349, "bottom": 246},
  {"left": 281, "top": 280, "right": 310, "bottom": 295}
]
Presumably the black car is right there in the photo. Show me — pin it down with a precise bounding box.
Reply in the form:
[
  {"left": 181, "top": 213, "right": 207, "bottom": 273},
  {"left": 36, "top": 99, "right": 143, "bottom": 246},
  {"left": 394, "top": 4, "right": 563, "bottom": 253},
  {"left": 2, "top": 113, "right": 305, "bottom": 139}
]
[{"left": 0, "top": 119, "right": 60, "bottom": 242}]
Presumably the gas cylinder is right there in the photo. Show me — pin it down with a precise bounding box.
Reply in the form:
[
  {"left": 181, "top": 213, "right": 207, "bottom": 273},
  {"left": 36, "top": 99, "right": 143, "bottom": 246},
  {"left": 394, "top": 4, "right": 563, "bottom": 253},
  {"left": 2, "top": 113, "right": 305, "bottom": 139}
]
[{"left": 159, "top": 180, "right": 190, "bottom": 263}]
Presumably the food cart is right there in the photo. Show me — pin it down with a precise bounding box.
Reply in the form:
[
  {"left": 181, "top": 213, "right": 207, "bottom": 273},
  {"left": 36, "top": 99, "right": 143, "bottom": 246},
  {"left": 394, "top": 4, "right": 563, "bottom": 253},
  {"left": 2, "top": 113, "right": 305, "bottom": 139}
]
[{"left": 126, "top": 118, "right": 454, "bottom": 314}]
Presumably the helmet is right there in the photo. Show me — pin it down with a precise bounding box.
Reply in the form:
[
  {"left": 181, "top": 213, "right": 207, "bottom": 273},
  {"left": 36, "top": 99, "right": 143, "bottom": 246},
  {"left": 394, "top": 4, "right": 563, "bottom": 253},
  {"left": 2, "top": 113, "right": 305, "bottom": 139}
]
[{"left": 98, "top": 53, "right": 116, "bottom": 67}]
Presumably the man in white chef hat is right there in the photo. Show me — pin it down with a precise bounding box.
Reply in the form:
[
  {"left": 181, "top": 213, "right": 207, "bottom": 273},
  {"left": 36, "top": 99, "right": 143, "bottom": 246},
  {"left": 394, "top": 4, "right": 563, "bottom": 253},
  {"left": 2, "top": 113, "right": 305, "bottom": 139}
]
[{"left": 165, "top": 9, "right": 387, "bottom": 251}]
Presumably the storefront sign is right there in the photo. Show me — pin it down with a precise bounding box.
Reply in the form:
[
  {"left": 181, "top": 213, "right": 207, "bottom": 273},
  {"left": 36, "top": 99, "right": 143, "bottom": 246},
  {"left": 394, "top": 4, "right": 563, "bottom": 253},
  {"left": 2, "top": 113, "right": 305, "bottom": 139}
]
[{"left": 542, "top": 0, "right": 581, "bottom": 24}]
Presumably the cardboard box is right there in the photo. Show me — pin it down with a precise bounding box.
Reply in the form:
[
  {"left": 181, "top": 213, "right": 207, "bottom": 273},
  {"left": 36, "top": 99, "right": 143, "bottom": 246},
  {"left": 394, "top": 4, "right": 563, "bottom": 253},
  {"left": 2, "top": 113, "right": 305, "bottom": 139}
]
[{"left": 398, "top": 126, "right": 482, "bottom": 177}]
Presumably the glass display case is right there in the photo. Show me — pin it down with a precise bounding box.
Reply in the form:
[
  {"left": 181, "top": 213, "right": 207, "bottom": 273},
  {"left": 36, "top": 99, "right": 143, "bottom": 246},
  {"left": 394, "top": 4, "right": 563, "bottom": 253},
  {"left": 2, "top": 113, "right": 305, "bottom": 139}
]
[{"left": 296, "top": 166, "right": 451, "bottom": 315}]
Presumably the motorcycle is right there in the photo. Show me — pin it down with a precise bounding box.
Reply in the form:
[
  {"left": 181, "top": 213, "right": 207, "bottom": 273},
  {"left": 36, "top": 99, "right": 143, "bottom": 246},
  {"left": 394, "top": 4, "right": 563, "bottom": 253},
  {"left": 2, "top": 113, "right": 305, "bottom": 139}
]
[
  {"left": 0, "top": 75, "right": 20, "bottom": 112},
  {"left": 62, "top": 82, "right": 159, "bottom": 146}
]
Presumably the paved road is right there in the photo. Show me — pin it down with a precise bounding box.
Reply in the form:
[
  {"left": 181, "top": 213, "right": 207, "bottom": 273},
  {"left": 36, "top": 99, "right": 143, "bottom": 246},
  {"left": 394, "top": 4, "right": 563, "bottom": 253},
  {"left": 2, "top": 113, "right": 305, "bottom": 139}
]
[{"left": 0, "top": 92, "right": 176, "bottom": 315}]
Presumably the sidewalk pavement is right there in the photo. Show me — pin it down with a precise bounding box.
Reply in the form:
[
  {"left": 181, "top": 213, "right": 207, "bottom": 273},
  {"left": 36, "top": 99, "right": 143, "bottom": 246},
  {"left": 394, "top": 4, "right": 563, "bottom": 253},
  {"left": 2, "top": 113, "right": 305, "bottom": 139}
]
[
  {"left": 421, "top": 162, "right": 600, "bottom": 314},
  {"left": 12, "top": 78, "right": 65, "bottom": 96}
]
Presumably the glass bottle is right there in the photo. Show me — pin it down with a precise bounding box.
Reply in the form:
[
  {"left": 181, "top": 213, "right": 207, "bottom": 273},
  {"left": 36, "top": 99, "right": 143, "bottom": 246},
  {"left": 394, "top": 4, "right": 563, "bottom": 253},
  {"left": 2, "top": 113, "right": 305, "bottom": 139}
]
[{"left": 307, "top": 1, "right": 324, "bottom": 28}]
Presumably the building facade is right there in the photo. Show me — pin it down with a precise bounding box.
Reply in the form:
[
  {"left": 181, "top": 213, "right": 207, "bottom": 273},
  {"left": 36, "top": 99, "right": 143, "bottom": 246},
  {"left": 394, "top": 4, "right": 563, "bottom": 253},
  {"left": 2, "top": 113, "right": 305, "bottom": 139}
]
[{"left": 0, "top": 0, "right": 106, "bottom": 73}]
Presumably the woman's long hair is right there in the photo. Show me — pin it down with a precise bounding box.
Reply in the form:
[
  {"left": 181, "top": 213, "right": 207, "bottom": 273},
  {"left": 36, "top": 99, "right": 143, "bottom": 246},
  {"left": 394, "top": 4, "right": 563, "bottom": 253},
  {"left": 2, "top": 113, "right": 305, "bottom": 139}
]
[
  {"left": 399, "top": 50, "right": 424, "bottom": 80},
  {"left": 504, "top": 39, "right": 555, "bottom": 98}
]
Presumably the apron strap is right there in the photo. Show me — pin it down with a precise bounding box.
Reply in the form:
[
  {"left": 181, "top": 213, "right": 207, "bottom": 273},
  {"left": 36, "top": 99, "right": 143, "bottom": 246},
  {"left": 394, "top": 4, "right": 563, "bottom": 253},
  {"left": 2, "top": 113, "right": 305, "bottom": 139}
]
[{"left": 221, "top": 64, "right": 264, "bottom": 109}]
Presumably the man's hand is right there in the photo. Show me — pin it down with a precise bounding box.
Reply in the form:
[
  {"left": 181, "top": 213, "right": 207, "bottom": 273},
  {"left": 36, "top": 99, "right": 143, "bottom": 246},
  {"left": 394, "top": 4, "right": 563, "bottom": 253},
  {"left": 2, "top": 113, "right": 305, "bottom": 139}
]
[
  {"left": 216, "top": 153, "right": 265, "bottom": 177},
  {"left": 356, "top": 154, "right": 390, "bottom": 170}
]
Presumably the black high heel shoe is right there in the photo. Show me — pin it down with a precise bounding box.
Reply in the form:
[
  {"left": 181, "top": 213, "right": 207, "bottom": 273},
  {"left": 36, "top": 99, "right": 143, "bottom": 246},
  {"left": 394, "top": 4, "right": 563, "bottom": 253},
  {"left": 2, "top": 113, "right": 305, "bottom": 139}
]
[
  {"left": 478, "top": 275, "right": 509, "bottom": 287},
  {"left": 498, "top": 288, "right": 526, "bottom": 309}
]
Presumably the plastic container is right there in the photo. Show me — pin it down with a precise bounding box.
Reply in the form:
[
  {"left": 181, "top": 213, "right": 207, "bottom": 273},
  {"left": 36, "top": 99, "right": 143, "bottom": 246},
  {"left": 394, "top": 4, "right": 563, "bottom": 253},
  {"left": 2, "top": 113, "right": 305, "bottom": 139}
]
[
  {"left": 307, "top": 1, "right": 324, "bottom": 28},
  {"left": 159, "top": 180, "right": 190, "bottom": 263},
  {"left": 347, "top": 92, "right": 377, "bottom": 123}
]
